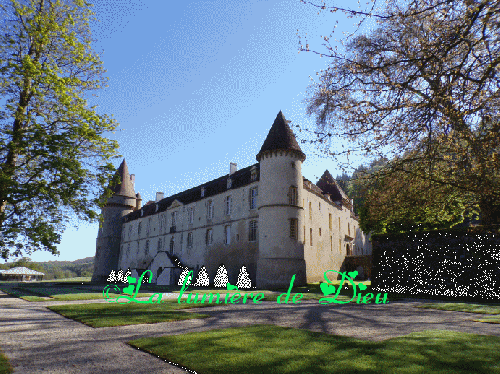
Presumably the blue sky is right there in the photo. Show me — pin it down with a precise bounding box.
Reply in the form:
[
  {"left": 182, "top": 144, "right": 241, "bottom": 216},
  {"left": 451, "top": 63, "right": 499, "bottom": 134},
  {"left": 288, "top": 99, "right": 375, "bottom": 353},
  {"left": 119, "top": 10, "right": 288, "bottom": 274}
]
[{"left": 27, "top": 0, "right": 371, "bottom": 263}]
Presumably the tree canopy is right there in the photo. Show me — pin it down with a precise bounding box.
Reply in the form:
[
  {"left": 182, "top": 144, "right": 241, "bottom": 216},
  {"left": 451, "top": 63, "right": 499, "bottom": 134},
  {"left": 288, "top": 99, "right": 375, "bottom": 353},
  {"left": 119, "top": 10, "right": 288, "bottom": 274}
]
[
  {"left": 0, "top": 0, "right": 120, "bottom": 259},
  {"left": 300, "top": 0, "right": 500, "bottom": 224}
]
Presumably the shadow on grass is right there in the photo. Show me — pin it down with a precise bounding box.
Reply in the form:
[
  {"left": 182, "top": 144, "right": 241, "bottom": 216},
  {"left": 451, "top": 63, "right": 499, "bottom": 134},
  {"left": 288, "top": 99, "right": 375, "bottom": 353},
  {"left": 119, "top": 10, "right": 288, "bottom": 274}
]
[
  {"left": 129, "top": 325, "right": 500, "bottom": 374},
  {"left": 46, "top": 300, "right": 211, "bottom": 328}
]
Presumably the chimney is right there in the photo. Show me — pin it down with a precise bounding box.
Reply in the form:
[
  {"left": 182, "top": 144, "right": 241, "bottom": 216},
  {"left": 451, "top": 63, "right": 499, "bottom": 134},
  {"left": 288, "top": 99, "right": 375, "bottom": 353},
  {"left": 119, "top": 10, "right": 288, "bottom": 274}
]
[
  {"left": 230, "top": 162, "right": 237, "bottom": 175},
  {"left": 156, "top": 192, "right": 164, "bottom": 202},
  {"left": 136, "top": 192, "right": 142, "bottom": 211}
]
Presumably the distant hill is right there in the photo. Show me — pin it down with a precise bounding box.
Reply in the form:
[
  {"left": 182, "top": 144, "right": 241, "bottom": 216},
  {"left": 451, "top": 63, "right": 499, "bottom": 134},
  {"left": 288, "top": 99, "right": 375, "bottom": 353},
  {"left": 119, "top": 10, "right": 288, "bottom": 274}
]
[{"left": 71, "top": 257, "right": 94, "bottom": 265}]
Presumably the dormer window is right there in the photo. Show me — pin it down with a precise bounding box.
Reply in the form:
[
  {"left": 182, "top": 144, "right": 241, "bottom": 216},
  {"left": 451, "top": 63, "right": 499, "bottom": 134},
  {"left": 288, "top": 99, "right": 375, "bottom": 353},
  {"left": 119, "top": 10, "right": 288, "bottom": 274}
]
[
  {"left": 227, "top": 178, "right": 232, "bottom": 189},
  {"left": 201, "top": 187, "right": 205, "bottom": 197},
  {"left": 250, "top": 168, "right": 257, "bottom": 181}
]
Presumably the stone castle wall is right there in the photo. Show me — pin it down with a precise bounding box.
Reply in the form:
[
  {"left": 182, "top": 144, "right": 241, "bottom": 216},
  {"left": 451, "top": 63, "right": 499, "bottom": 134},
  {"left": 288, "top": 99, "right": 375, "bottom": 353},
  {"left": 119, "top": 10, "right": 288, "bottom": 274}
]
[{"left": 371, "top": 225, "right": 500, "bottom": 301}]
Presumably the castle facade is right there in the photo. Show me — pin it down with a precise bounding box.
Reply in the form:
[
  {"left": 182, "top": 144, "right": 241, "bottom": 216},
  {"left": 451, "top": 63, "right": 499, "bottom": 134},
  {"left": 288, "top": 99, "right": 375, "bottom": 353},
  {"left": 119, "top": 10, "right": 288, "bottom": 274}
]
[{"left": 92, "top": 111, "right": 372, "bottom": 288}]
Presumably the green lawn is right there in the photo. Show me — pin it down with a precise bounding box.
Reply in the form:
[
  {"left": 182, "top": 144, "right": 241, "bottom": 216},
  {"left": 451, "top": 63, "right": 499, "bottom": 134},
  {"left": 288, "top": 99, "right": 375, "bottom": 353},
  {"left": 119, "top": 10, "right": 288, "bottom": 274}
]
[
  {"left": 0, "top": 347, "right": 13, "bottom": 374},
  {"left": 0, "top": 282, "right": 156, "bottom": 302},
  {"left": 129, "top": 325, "right": 500, "bottom": 374},
  {"left": 47, "top": 299, "right": 212, "bottom": 327},
  {"left": 417, "top": 302, "right": 500, "bottom": 324}
]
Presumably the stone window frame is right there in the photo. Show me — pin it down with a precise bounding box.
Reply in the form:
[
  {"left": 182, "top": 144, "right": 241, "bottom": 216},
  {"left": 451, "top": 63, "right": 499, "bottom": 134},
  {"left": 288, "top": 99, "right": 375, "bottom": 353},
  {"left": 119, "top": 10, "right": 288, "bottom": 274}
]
[
  {"left": 206, "top": 229, "right": 213, "bottom": 245},
  {"left": 188, "top": 207, "right": 195, "bottom": 224},
  {"left": 225, "top": 195, "right": 232, "bottom": 216},
  {"left": 207, "top": 200, "right": 214, "bottom": 220},
  {"left": 249, "top": 187, "right": 258, "bottom": 210},
  {"left": 224, "top": 225, "right": 231, "bottom": 245},
  {"left": 187, "top": 232, "right": 193, "bottom": 248},
  {"left": 290, "top": 218, "right": 298, "bottom": 239},
  {"left": 248, "top": 220, "right": 258, "bottom": 242},
  {"left": 289, "top": 186, "right": 298, "bottom": 206}
]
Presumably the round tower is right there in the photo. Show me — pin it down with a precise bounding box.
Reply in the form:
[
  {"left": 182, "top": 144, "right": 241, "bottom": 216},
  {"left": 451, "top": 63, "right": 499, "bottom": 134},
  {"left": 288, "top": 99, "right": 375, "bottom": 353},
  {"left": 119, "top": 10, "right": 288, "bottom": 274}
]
[
  {"left": 255, "top": 111, "right": 307, "bottom": 289},
  {"left": 92, "top": 159, "right": 137, "bottom": 283}
]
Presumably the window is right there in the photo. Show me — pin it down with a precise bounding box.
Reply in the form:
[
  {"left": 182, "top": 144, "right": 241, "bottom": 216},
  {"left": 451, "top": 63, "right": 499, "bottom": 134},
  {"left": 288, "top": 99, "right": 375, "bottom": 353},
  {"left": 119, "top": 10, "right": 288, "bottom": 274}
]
[
  {"left": 348, "top": 223, "right": 350, "bottom": 236},
  {"left": 289, "top": 186, "right": 298, "bottom": 206},
  {"left": 188, "top": 207, "right": 194, "bottom": 224},
  {"left": 329, "top": 214, "right": 332, "bottom": 230},
  {"left": 290, "top": 218, "right": 298, "bottom": 239},
  {"left": 339, "top": 238, "right": 342, "bottom": 253},
  {"left": 227, "top": 178, "right": 232, "bottom": 189},
  {"left": 310, "top": 228, "right": 313, "bottom": 246},
  {"left": 169, "top": 237, "right": 174, "bottom": 253},
  {"left": 207, "top": 200, "right": 214, "bottom": 219},
  {"left": 146, "top": 218, "right": 151, "bottom": 236},
  {"left": 319, "top": 228, "right": 322, "bottom": 236},
  {"left": 309, "top": 202, "right": 312, "bottom": 219},
  {"left": 250, "top": 187, "right": 258, "bottom": 209},
  {"left": 330, "top": 236, "right": 333, "bottom": 251},
  {"left": 157, "top": 238, "right": 162, "bottom": 252},
  {"left": 251, "top": 169, "right": 257, "bottom": 181},
  {"left": 187, "top": 232, "right": 193, "bottom": 248},
  {"left": 249, "top": 220, "right": 258, "bottom": 242},
  {"left": 225, "top": 225, "right": 231, "bottom": 244},
  {"left": 128, "top": 226, "right": 132, "bottom": 240},
  {"left": 236, "top": 234, "right": 239, "bottom": 242},
  {"left": 201, "top": 187, "right": 205, "bottom": 197},
  {"left": 206, "top": 229, "right": 213, "bottom": 245},
  {"left": 171, "top": 212, "right": 177, "bottom": 227},
  {"left": 145, "top": 240, "right": 150, "bottom": 256},
  {"left": 319, "top": 202, "right": 321, "bottom": 210},
  {"left": 159, "top": 215, "right": 163, "bottom": 233},
  {"left": 291, "top": 161, "right": 295, "bottom": 169},
  {"left": 226, "top": 196, "right": 232, "bottom": 215},
  {"left": 138, "top": 222, "right": 142, "bottom": 236}
]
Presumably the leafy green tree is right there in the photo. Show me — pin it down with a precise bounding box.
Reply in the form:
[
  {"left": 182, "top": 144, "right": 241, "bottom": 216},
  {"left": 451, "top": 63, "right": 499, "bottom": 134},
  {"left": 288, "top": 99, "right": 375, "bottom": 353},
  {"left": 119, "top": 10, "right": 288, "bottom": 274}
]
[
  {"left": 0, "top": 0, "right": 120, "bottom": 259},
  {"left": 358, "top": 155, "right": 471, "bottom": 234},
  {"left": 300, "top": 0, "right": 500, "bottom": 224}
]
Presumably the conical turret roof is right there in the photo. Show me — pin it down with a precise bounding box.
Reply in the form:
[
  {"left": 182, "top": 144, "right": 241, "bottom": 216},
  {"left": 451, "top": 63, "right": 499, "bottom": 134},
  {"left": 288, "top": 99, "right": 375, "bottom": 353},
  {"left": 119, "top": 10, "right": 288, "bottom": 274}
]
[
  {"left": 256, "top": 111, "right": 305, "bottom": 161},
  {"left": 316, "top": 170, "right": 348, "bottom": 201},
  {"left": 110, "top": 159, "right": 136, "bottom": 198}
]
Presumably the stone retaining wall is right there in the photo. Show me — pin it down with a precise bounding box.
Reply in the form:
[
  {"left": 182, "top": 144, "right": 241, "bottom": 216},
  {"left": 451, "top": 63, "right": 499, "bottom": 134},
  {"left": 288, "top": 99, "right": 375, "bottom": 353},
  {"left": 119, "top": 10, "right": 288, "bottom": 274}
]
[{"left": 371, "top": 225, "right": 500, "bottom": 301}]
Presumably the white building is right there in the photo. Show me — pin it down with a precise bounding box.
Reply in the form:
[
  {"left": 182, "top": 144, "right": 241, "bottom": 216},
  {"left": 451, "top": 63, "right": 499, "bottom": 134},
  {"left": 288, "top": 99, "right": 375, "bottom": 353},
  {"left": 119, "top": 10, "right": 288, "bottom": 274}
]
[{"left": 92, "top": 111, "right": 372, "bottom": 288}]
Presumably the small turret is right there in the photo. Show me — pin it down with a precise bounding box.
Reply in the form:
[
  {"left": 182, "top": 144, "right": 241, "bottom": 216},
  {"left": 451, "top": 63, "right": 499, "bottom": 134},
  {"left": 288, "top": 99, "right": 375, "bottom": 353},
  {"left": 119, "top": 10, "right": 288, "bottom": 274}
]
[
  {"left": 256, "top": 111, "right": 307, "bottom": 289},
  {"left": 92, "top": 159, "right": 137, "bottom": 283}
]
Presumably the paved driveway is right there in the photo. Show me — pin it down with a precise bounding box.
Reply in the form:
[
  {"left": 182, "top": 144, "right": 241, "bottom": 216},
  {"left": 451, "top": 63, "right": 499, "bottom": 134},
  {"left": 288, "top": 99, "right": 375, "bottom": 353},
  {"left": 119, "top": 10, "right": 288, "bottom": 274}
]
[{"left": 1, "top": 291, "right": 500, "bottom": 373}]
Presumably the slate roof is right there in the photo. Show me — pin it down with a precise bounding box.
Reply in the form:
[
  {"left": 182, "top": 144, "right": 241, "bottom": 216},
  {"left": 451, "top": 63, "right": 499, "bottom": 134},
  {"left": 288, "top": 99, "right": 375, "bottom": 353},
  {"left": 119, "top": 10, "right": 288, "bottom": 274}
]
[
  {"left": 0, "top": 267, "right": 44, "bottom": 275},
  {"left": 124, "top": 163, "right": 260, "bottom": 222},
  {"left": 110, "top": 159, "right": 136, "bottom": 198},
  {"left": 256, "top": 111, "right": 306, "bottom": 161},
  {"left": 316, "top": 170, "right": 349, "bottom": 202}
]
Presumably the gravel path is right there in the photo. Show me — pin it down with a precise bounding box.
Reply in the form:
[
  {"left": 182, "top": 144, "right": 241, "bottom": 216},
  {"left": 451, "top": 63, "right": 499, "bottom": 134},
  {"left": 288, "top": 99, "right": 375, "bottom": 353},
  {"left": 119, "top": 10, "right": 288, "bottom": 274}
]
[{"left": 1, "top": 290, "right": 500, "bottom": 373}]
